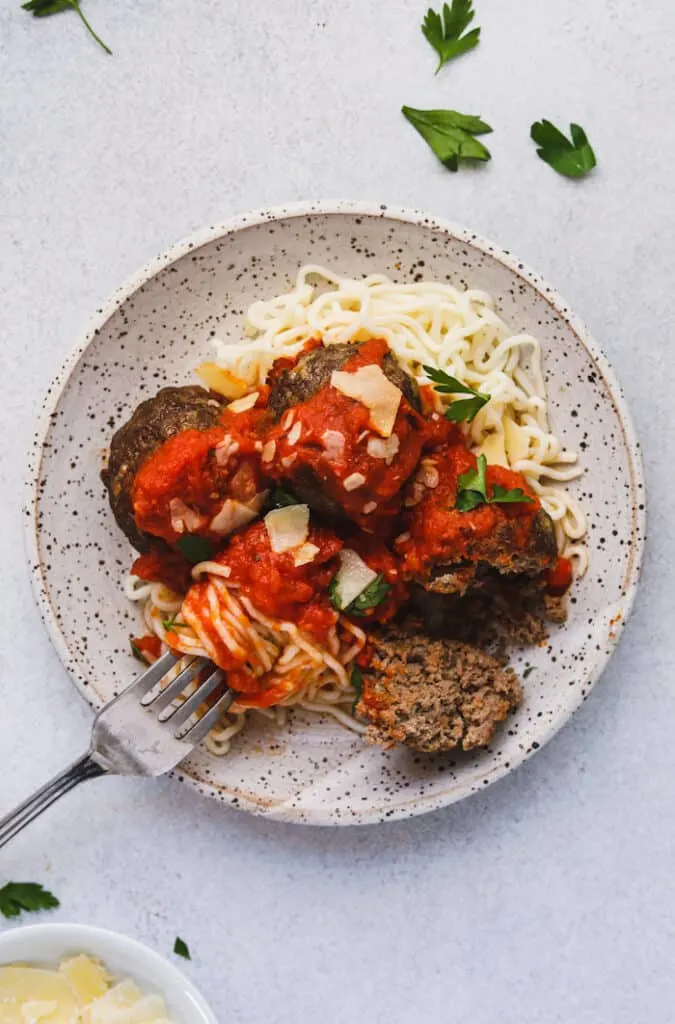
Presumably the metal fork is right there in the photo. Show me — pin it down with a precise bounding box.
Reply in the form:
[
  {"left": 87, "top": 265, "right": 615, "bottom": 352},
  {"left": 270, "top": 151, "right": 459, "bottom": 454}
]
[{"left": 0, "top": 653, "right": 234, "bottom": 849}]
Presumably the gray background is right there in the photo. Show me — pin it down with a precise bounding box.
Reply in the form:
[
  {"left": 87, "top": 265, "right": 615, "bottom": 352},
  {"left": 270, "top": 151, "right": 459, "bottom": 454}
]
[{"left": 0, "top": 1, "right": 670, "bottom": 1021}]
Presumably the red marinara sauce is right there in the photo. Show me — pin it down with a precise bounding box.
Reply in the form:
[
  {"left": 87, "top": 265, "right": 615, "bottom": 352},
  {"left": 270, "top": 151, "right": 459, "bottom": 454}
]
[
  {"left": 546, "top": 555, "right": 573, "bottom": 596},
  {"left": 131, "top": 545, "right": 193, "bottom": 594},
  {"left": 266, "top": 339, "right": 426, "bottom": 533},
  {"left": 131, "top": 403, "right": 269, "bottom": 546},
  {"left": 396, "top": 437, "right": 541, "bottom": 577}
]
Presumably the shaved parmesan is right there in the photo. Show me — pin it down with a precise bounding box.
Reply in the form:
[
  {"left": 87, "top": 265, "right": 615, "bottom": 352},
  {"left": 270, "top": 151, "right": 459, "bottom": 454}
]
[
  {"left": 343, "top": 472, "right": 366, "bottom": 491},
  {"left": 293, "top": 542, "right": 320, "bottom": 566},
  {"left": 367, "top": 433, "right": 400, "bottom": 465},
  {"left": 504, "top": 416, "right": 530, "bottom": 466},
  {"left": 265, "top": 504, "right": 309, "bottom": 553},
  {"left": 209, "top": 498, "right": 261, "bottom": 537},
  {"left": 331, "top": 364, "right": 402, "bottom": 437},
  {"left": 479, "top": 431, "right": 508, "bottom": 468},
  {"left": 195, "top": 362, "right": 248, "bottom": 399},
  {"left": 227, "top": 391, "right": 259, "bottom": 414},
  {"left": 214, "top": 436, "right": 240, "bottom": 466},
  {"left": 331, "top": 549, "right": 377, "bottom": 610}
]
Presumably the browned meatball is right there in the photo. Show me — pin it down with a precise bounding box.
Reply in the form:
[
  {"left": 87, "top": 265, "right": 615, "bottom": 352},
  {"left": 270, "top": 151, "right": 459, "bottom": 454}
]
[
  {"left": 357, "top": 624, "right": 522, "bottom": 753},
  {"left": 102, "top": 386, "right": 225, "bottom": 551}
]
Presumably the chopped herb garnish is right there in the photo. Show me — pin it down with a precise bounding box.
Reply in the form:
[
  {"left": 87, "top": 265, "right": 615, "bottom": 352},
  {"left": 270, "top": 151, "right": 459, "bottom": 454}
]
[
  {"left": 176, "top": 535, "right": 213, "bottom": 564},
  {"left": 329, "top": 573, "right": 390, "bottom": 616},
  {"left": 402, "top": 107, "right": 492, "bottom": 171},
  {"left": 130, "top": 638, "right": 145, "bottom": 663},
  {"left": 350, "top": 665, "right": 364, "bottom": 712},
  {"left": 522, "top": 665, "right": 535, "bottom": 679},
  {"left": 173, "top": 936, "right": 191, "bottom": 960},
  {"left": 162, "top": 614, "right": 190, "bottom": 632},
  {"left": 424, "top": 365, "right": 489, "bottom": 422},
  {"left": 422, "top": 0, "right": 480, "bottom": 74},
  {"left": 0, "top": 882, "right": 60, "bottom": 920},
  {"left": 455, "top": 454, "right": 534, "bottom": 512},
  {"left": 530, "top": 120, "right": 596, "bottom": 179},
  {"left": 267, "top": 487, "right": 300, "bottom": 510},
  {"left": 21, "top": 0, "right": 112, "bottom": 55},
  {"left": 350, "top": 574, "right": 391, "bottom": 615}
]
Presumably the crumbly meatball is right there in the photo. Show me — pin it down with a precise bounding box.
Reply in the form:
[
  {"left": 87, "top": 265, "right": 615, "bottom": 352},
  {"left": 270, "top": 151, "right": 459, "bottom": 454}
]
[{"left": 357, "top": 624, "right": 522, "bottom": 752}]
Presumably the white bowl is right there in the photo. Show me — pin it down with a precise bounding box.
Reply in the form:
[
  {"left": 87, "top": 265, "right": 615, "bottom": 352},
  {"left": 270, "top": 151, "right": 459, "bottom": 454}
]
[
  {"left": 25, "top": 200, "right": 646, "bottom": 824},
  {"left": 0, "top": 923, "right": 217, "bottom": 1024}
]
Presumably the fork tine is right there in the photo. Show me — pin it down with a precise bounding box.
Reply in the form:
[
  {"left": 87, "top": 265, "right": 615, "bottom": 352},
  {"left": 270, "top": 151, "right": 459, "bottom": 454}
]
[
  {"left": 183, "top": 689, "right": 236, "bottom": 745},
  {"left": 169, "top": 667, "right": 227, "bottom": 730},
  {"left": 126, "top": 650, "right": 178, "bottom": 697},
  {"left": 148, "top": 657, "right": 204, "bottom": 712}
]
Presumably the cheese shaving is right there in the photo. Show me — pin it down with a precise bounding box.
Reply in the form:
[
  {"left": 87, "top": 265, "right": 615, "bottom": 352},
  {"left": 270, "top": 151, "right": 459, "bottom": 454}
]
[{"left": 330, "top": 364, "right": 402, "bottom": 437}]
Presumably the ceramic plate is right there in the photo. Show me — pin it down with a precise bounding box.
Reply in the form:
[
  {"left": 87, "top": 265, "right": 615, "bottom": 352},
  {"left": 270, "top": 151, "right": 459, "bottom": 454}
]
[{"left": 24, "top": 201, "right": 646, "bottom": 825}]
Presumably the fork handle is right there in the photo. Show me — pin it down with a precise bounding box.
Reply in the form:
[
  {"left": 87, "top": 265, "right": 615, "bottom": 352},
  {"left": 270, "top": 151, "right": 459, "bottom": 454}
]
[{"left": 0, "top": 753, "right": 107, "bottom": 850}]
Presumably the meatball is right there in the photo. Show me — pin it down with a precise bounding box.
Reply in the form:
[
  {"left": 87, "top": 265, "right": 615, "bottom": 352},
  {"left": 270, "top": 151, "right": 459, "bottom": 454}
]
[
  {"left": 265, "top": 339, "right": 424, "bottom": 531},
  {"left": 356, "top": 624, "right": 522, "bottom": 753},
  {"left": 102, "top": 386, "right": 226, "bottom": 551},
  {"left": 396, "top": 440, "right": 558, "bottom": 595}
]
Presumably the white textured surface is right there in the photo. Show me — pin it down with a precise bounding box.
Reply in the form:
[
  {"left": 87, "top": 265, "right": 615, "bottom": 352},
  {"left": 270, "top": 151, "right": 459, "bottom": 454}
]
[{"left": 0, "top": 0, "right": 668, "bottom": 1020}]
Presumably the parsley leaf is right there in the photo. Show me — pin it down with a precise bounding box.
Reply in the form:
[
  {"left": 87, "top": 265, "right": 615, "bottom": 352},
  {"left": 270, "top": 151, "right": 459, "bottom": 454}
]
[
  {"left": 423, "top": 365, "right": 489, "bottom": 422},
  {"left": 21, "top": 0, "right": 112, "bottom": 55},
  {"left": 402, "top": 107, "right": 492, "bottom": 172},
  {"left": 0, "top": 882, "right": 59, "bottom": 920},
  {"left": 173, "top": 937, "right": 191, "bottom": 960},
  {"left": 522, "top": 665, "right": 535, "bottom": 679},
  {"left": 329, "top": 572, "right": 390, "bottom": 616},
  {"left": 455, "top": 455, "right": 534, "bottom": 511},
  {"left": 422, "top": 1, "right": 480, "bottom": 74},
  {"left": 162, "top": 614, "right": 190, "bottom": 632},
  {"left": 268, "top": 487, "right": 300, "bottom": 509},
  {"left": 350, "top": 574, "right": 390, "bottom": 615},
  {"left": 530, "top": 120, "right": 596, "bottom": 179},
  {"left": 350, "top": 665, "right": 364, "bottom": 712},
  {"left": 176, "top": 535, "right": 213, "bottom": 564}
]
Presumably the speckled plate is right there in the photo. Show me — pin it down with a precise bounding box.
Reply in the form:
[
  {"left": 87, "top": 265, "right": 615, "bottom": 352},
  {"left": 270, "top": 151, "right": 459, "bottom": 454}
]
[{"left": 24, "top": 201, "right": 646, "bottom": 825}]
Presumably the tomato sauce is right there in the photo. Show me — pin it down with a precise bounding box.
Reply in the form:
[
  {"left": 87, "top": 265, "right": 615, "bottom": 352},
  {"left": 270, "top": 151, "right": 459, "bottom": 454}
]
[
  {"left": 131, "top": 545, "right": 193, "bottom": 594},
  {"left": 396, "top": 438, "right": 541, "bottom": 577},
  {"left": 266, "top": 338, "right": 426, "bottom": 532},
  {"left": 131, "top": 634, "right": 162, "bottom": 663},
  {"left": 546, "top": 555, "right": 573, "bottom": 596},
  {"left": 131, "top": 405, "right": 270, "bottom": 546}
]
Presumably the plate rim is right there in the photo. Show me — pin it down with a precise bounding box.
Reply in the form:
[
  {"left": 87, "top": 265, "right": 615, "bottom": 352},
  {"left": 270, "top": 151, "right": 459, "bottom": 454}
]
[{"left": 23, "top": 198, "right": 647, "bottom": 825}]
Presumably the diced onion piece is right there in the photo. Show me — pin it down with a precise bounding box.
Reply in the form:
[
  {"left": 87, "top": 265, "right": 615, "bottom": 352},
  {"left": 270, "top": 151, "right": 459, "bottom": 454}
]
[
  {"left": 195, "top": 362, "right": 249, "bottom": 399},
  {"left": 321, "top": 429, "right": 345, "bottom": 460},
  {"left": 209, "top": 498, "right": 261, "bottom": 537},
  {"left": 367, "top": 433, "right": 400, "bottom": 464},
  {"left": 169, "top": 498, "right": 206, "bottom": 534},
  {"left": 287, "top": 421, "right": 302, "bottom": 446},
  {"left": 227, "top": 391, "right": 259, "bottom": 414},
  {"left": 261, "top": 440, "right": 276, "bottom": 462},
  {"left": 293, "top": 542, "right": 320, "bottom": 567},
  {"left": 332, "top": 549, "right": 377, "bottom": 610},
  {"left": 264, "top": 504, "right": 309, "bottom": 553},
  {"left": 343, "top": 472, "right": 366, "bottom": 491},
  {"left": 330, "top": 365, "right": 402, "bottom": 437},
  {"left": 504, "top": 416, "right": 530, "bottom": 466},
  {"left": 479, "top": 431, "right": 508, "bottom": 468}
]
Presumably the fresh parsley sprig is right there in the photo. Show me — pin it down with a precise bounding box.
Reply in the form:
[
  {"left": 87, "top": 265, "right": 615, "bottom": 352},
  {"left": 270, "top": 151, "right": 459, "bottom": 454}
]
[
  {"left": 176, "top": 535, "right": 213, "bottom": 564},
  {"left": 402, "top": 107, "right": 492, "bottom": 172},
  {"left": 424, "top": 365, "right": 489, "bottom": 422},
  {"left": 530, "top": 120, "right": 596, "bottom": 179},
  {"left": 21, "top": 0, "right": 112, "bottom": 55},
  {"left": 455, "top": 454, "right": 533, "bottom": 512},
  {"left": 0, "top": 882, "right": 60, "bottom": 920},
  {"left": 422, "top": 0, "right": 480, "bottom": 74}
]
